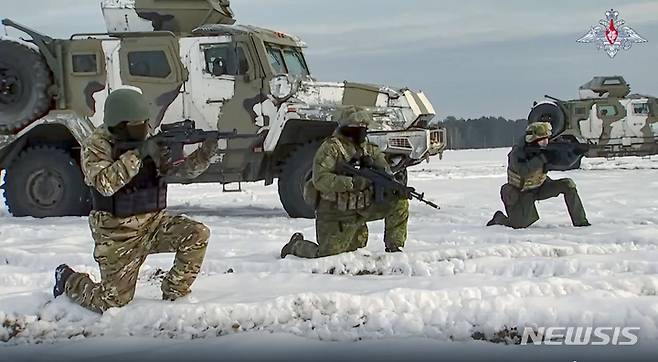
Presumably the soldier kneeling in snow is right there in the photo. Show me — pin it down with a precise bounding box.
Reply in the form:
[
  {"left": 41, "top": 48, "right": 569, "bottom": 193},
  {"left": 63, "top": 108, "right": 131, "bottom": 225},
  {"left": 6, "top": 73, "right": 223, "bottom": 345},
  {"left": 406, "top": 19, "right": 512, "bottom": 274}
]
[
  {"left": 280, "top": 107, "right": 409, "bottom": 259},
  {"left": 53, "top": 88, "right": 218, "bottom": 313},
  {"left": 487, "top": 122, "right": 590, "bottom": 229}
]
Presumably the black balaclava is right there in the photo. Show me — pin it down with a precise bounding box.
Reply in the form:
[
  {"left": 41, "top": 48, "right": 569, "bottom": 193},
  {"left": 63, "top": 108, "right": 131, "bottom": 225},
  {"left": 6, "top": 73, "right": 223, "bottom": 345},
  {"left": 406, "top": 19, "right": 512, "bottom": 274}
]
[
  {"left": 110, "top": 121, "right": 150, "bottom": 141},
  {"left": 340, "top": 126, "right": 368, "bottom": 144}
]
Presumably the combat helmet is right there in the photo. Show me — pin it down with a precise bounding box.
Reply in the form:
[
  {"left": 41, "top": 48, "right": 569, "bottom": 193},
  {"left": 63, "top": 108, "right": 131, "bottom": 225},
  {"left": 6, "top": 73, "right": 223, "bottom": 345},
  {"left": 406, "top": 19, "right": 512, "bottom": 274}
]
[
  {"left": 103, "top": 87, "right": 150, "bottom": 127},
  {"left": 337, "top": 106, "right": 372, "bottom": 128},
  {"left": 525, "top": 122, "right": 552, "bottom": 143}
]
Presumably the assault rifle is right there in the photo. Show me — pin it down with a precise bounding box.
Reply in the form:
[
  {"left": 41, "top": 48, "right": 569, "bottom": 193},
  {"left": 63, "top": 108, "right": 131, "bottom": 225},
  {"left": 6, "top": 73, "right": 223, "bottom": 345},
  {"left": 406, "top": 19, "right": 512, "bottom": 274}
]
[
  {"left": 525, "top": 141, "right": 590, "bottom": 171},
  {"left": 114, "top": 119, "right": 236, "bottom": 165},
  {"left": 336, "top": 161, "right": 439, "bottom": 209}
]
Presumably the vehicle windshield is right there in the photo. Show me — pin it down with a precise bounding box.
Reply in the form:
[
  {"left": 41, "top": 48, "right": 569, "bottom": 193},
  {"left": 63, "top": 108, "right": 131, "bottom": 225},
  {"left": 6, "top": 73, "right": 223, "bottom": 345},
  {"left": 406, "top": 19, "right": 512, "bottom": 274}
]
[{"left": 265, "top": 43, "right": 310, "bottom": 77}]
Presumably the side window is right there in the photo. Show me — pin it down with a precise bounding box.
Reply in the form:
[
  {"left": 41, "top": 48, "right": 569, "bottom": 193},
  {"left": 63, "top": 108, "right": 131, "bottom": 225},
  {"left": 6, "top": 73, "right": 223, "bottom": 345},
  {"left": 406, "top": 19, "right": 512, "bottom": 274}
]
[
  {"left": 266, "top": 46, "right": 287, "bottom": 74},
  {"left": 72, "top": 54, "right": 98, "bottom": 74},
  {"left": 127, "top": 50, "right": 171, "bottom": 78},
  {"left": 603, "top": 78, "right": 623, "bottom": 86},
  {"left": 202, "top": 44, "right": 249, "bottom": 76},
  {"left": 632, "top": 103, "right": 650, "bottom": 115},
  {"left": 597, "top": 104, "right": 618, "bottom": 117}
]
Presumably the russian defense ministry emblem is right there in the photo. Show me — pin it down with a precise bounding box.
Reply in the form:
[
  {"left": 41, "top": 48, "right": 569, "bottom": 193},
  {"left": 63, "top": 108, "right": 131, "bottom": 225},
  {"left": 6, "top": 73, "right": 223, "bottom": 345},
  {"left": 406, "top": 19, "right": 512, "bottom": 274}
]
[{"left": 577, "top": 9, "right": 647, "bottom": 58}]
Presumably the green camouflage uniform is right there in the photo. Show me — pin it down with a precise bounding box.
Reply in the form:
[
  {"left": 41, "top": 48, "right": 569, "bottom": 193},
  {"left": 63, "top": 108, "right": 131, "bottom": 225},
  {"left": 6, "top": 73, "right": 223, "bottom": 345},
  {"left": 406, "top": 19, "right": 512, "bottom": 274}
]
[
  {"left": 284, "top": 129, "right": 409, "bottom": 258},
  {"left": 489, "top": 122, "right": 589, "bottom": 229},
  {"left": 64, "top": 126, "right": 215, "bottom": 313}
]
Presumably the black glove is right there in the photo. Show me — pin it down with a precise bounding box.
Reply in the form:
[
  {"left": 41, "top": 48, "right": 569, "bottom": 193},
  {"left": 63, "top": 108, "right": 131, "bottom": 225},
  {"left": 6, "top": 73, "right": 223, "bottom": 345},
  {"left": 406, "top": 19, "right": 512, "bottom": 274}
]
[
  {"left": 138, "top": 140, "right": 172, "bottom": 172},
  {"left": 360, "top": 155, "right": 375, "bottom": 168}
]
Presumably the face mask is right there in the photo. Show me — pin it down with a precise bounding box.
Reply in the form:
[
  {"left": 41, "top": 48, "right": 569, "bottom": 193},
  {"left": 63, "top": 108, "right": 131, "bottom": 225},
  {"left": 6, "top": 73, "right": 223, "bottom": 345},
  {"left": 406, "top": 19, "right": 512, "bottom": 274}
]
[
  {"left": 110, "top": 121, "right": 149, "bottom": 141},
  {"left": 126, "top": 122, "right": 150, "bottom": 141},
  {"left": 341, "top": 126, "right": 368, "bottom": 144}
]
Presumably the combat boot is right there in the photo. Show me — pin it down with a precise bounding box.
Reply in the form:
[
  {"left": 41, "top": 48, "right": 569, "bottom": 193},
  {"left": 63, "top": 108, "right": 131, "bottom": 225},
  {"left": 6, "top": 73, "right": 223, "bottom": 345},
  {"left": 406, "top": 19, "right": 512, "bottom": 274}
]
[
  {"left": 487, "top": 211, "right": 508, "bottom": 226},
  {"left": 281, "top": 232, "right": 303, "bottom": 259},
  {"left": 385, "top": 245, "right": 403, "bottom": 253},
  {"left": 53, "top": 264, "right": 75, "bottom": 298},
  {"left": 384, "top": 239, "right": 403, "bottom": 253}
]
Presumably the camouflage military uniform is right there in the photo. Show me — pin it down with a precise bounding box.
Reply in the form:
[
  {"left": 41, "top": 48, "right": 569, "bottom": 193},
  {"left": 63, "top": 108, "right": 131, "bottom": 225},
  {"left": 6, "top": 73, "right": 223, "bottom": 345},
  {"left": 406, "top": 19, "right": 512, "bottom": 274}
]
[
  {"left": 488, "top": 122, "right": 589, "bottom": 229},
  {"left": 62, "top": 91, "right": 216, "bottom": 313},
  {"left": 282, "top": 110, "right": 409, "bottom": 258}
]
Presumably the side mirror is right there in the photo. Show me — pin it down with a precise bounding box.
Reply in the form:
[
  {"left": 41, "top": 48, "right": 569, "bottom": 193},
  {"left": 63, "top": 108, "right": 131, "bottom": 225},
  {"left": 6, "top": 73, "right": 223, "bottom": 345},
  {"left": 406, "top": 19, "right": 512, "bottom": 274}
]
[{"left": 211, "top": 57, "right": 226, "bottom": 77}]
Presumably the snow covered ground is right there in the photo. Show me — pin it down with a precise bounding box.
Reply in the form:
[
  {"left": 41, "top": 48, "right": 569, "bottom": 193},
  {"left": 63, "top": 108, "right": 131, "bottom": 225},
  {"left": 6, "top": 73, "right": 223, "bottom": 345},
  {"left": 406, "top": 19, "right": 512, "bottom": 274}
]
[{"left": 2, "top": 148, "right": 658, "bottom": 361}]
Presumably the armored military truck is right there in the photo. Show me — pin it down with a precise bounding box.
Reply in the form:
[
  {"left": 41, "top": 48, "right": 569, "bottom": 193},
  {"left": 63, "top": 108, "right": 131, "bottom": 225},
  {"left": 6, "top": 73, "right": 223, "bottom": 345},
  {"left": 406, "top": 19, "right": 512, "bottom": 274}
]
[
  {"left": 0, "top": 0, "right": 445, "bottom": 218},
  {"left": 528, "top": 76, "right": 658, "bottom": 169}
]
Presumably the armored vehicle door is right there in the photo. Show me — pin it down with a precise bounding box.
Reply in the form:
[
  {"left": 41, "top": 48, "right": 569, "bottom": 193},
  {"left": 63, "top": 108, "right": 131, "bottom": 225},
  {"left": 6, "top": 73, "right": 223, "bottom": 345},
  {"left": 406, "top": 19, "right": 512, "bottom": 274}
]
[
  {"left": 62, "top": 39, "right": 108, "bottom": 118},
  {"left": 182, "top": 36, "right": 261, "bottom": 133},
  {"left": 621, "top": 99, "right": 654, "bottom": 140},
  {"left": 118, "top": 35, "right": 186, "bottom": 129},
  {"left": 588, "top": 100, "right": 625, "bottom": 143}
]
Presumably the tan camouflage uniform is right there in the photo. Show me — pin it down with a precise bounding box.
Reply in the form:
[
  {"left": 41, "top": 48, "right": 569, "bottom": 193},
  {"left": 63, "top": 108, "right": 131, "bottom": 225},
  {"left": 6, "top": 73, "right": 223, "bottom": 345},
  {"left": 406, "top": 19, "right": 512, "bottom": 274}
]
[
  {"left": 64, "top": 126, "right": 215, "bottom": 313},
  {"left": 285, "top": 131, "right": 409, "bottom": 258}
]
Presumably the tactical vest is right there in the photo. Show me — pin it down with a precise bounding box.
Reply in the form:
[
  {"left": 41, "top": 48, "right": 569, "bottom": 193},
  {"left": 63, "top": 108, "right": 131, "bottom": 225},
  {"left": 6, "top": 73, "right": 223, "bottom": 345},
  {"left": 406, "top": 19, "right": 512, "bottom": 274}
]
[
  {"left": 91, "top": 157, "right": 167, "bottom": 217},
  {"left": 507, "top": 166, "right": 547, "bottom": 192},
  {"left": 317, "top": 137, "right": 374, "bottom": 211}
]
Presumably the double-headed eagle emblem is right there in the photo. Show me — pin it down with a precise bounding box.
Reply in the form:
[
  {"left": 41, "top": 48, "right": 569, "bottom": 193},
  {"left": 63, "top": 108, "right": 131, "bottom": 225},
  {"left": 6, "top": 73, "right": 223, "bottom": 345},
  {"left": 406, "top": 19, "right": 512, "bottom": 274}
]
[{"left": 577, "top": 9, "right": 647, "bottom": 58}]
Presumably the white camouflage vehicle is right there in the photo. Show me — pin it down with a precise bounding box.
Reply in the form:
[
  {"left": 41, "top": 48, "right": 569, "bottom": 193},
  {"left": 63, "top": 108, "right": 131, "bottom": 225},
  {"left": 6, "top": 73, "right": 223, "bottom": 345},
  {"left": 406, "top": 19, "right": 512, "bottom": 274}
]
[
  {"left": 528, "top": 76, "right": 658, "bottom": 169},
  {"left": 0, "top": 0, "right": 445, "bottom": 218}
]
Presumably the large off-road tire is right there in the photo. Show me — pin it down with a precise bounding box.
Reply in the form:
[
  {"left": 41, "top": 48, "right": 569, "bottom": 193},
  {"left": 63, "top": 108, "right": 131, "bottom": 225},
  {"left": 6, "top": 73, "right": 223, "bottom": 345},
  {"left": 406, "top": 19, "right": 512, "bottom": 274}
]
[
  {"left": 0, "top": 40, "right": 53, "bottom": 133},
  {"left": 278, "top": 141, "right": 322, "bottom": 219},
  {"left": 3, "top": 146, "right": 91, "bottom": 217},
  {"left": 528, "top": 102, "right": 566, "bottom": 137}
]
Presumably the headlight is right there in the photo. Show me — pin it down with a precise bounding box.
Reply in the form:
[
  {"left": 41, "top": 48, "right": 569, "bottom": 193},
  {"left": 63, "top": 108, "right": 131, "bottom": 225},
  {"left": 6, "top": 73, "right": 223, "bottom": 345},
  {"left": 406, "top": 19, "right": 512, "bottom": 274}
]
[{"left": 269, "top": 74, "right": 295, "bottom": 100}]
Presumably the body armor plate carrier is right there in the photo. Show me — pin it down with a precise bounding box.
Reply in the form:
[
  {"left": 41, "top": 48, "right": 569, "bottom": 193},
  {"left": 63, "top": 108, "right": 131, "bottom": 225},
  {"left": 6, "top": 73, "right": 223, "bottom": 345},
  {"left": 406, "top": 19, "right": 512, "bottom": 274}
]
[{"left": 91, "top": 158, "right": 167, "bottom": 217}]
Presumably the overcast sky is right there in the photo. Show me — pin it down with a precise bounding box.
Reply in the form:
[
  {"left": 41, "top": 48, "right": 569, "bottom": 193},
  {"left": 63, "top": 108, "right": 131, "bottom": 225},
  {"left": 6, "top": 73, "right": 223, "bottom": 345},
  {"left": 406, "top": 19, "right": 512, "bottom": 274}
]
[{"left": 2, "top": 0, "right": 657, "bottom": 119}]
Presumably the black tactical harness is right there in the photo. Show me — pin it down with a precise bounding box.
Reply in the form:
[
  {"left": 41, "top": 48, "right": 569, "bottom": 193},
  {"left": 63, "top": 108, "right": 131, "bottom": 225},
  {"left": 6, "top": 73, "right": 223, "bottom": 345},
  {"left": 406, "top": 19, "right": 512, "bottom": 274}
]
[{"left": 91, "top": 157, "right": 167, "bottom": 217}]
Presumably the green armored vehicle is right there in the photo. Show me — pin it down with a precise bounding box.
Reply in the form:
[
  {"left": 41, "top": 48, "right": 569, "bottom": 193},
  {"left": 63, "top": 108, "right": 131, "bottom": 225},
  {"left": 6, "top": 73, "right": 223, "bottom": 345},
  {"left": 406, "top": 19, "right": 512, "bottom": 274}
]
[
  {"left": 0, "top": 0, "right": 445, "bottom": 218},
  {"left": 528, "top": 76, "right": 658, "bottom": 169}
]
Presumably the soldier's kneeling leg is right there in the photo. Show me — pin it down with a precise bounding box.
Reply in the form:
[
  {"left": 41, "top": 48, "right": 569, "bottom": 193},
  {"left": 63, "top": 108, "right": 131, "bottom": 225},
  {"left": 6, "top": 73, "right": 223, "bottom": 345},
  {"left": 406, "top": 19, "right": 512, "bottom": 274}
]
[
  {"left": 502, "top": 184, "right": 539, "bottom": 229},
  {"left": 542, "top": 178, "right": 588, "bottom": 226},
  {"left": 150, "top": 214, "right": 210, "bottom": 300},
  {"left": 383, "top": 198, "right": 409, "bottom": 248},
  {"left": 316, "top": 216, "right": 368, "bottom": 258},
  {"left": 346, "top": 223, "right": 369, "bottom": 251},
  {"left": 357, "top": 196, "right": 409, "bottom": 248},
  {"left": 65, "top": 231, "right": 147, "bottom": 313}
]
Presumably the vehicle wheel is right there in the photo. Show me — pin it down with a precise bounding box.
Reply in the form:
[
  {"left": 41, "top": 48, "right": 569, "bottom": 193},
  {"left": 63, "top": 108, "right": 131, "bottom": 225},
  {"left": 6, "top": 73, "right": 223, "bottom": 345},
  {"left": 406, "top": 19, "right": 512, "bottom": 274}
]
[
  {"left": 3, "top": 146, "right": 91, "bottom": 217},
  {"left": 0, "top": 40, "right": 53, "bottom": 133},
  {"left": 278, "top": 141, "right": 322, "bottom": 219},
  {"left": 528, "top": 102, "right": 566, "bottom": 136}
]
